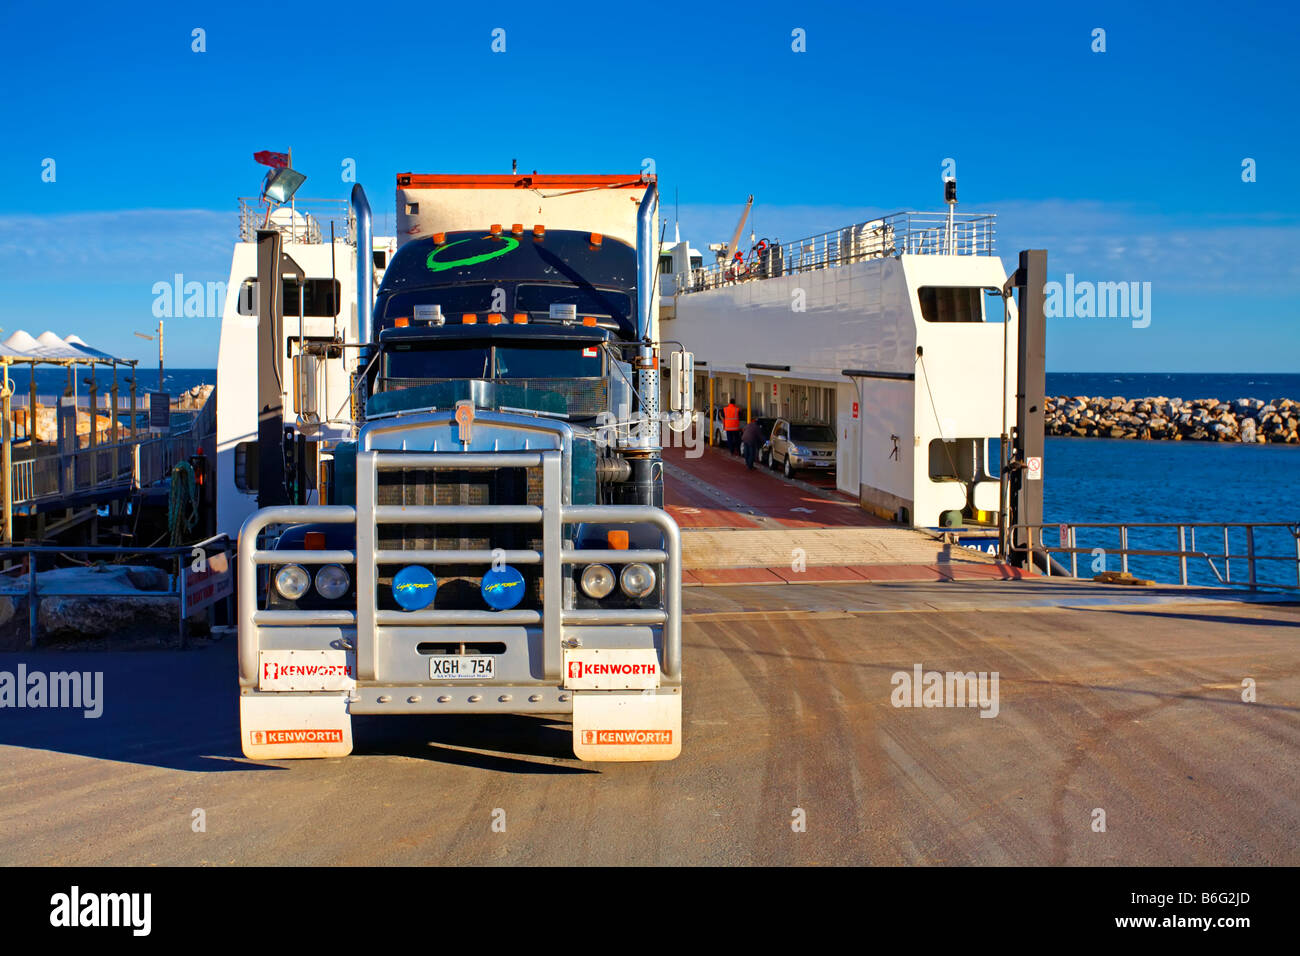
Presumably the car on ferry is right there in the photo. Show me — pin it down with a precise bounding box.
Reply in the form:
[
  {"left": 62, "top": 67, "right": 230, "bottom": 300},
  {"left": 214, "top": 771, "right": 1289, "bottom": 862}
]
[{"left": 764, "top": 419, "right": 837, "bottom": 478}]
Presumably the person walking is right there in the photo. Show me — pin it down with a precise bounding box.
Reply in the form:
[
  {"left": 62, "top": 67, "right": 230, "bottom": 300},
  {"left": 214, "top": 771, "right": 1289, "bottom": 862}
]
[
  {"left": 741, "top": 418, "right": 762, "bottom": 470},
  {"left": 723, "top": 398, "right": 741, "bottom": 456}
]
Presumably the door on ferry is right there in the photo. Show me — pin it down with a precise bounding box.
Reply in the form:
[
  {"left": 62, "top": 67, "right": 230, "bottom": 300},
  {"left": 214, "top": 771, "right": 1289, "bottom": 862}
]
[{"left": 836, "top": 384, "right": 859, "bottom": 496}]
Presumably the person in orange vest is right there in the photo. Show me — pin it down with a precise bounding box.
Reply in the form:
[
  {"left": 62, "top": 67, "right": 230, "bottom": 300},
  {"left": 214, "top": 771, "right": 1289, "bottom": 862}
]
[{"left": 723, "top": 398, "right": 741, "bottom": 456}]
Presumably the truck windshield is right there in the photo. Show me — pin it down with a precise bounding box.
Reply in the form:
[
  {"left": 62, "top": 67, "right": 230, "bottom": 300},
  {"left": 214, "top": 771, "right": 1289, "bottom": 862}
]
[
  {"left": 495, "top": 346, "right": 601, "bottom": 378},
  {"left": 515, "top": 284, "right": 632, "bottom": 321},
  {"left": 386, "top": 346, "right": 490, "bottom": 379},
  {"left": 790, "top": 425, "right": 836, "bottom": 443},
  {"left": 384, "top": 344, "right": 601, "bottom": 380}
]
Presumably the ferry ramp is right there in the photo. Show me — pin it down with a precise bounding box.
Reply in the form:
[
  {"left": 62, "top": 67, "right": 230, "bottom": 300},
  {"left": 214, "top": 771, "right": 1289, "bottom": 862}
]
[{"left": 665, "top": 443, "right": 1017, "bottom": 586}]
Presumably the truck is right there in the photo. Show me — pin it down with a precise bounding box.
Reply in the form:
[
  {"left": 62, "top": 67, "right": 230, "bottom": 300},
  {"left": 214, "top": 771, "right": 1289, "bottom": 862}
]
[{"left": 236, "top": 172, "right": 693, "bottom": 761}]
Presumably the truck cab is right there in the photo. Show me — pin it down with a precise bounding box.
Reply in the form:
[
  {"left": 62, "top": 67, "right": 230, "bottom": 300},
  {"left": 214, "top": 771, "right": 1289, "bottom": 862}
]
[{"left": 236, "top": 180, "right": 688, "bottom": 762}]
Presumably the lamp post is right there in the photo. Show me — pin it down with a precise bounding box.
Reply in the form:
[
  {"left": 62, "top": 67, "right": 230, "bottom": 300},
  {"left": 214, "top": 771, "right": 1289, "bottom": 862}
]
[{"left": 134, "top": 321, "right": 163, "bottom": 395}]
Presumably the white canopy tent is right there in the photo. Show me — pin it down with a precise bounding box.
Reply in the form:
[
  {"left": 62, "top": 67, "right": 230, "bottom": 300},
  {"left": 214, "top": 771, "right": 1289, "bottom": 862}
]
[{"left": 0, "top": 330, "right": 141, "bottom": 444}]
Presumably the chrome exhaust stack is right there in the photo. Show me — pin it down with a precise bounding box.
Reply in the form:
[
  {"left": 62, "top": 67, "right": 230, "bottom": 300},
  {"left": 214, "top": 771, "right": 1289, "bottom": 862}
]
[
  {"left": 351, "top": 183, "right": 374, "bottom": 345},
  {"left": 633, "top": 182, "right": 660, "bottom": 451}
]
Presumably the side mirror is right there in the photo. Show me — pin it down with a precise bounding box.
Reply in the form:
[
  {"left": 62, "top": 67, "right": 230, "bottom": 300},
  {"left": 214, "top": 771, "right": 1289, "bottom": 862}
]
[
  {"left": 293, "top": 351, "right": 321, "bottom": 435},
  {"left": 669, "top": 350, "right": 695, "bottom": 413}
]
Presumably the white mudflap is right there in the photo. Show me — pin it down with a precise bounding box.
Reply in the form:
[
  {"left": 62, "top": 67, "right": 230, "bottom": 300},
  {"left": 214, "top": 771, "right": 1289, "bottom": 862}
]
[
  {"left": 572, "top": 689, "right": 682, "bottom": 762},
  {"left": 240, "top": 692, "right": 353, "bottom": 759}
]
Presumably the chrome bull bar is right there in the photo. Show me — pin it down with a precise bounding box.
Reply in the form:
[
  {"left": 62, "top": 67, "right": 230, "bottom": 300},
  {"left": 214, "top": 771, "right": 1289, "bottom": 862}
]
[{"left": 238, "top": 448, "right": 681, "bottom": 690}]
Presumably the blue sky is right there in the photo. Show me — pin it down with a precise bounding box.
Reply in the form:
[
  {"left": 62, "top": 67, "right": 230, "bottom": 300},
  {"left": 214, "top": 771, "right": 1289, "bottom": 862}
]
[{"left": 1, "top": 0, "right": 1296, "bottom": 371}]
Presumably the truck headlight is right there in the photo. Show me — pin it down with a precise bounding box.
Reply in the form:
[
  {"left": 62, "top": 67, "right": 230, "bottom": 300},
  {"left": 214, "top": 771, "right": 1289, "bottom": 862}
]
[
  {"left": 580, "top": 564, "right": 615, "bottom": 599},
  {"left": 314, "top": 564, "right": 350, "bottom": 600},
  {"left": 274, "top": 564, "right": 311, "bottom": 600},
  {"left": 619, "top": 562, "right": 656, "bottom": 598}
]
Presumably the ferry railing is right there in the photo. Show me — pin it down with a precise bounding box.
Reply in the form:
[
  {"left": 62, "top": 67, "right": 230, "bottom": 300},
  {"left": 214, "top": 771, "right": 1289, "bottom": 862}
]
[
  {"left": 676, "top": 210, "right": 997, "bottom": 293},
  {"left": 0, "top": 534, "right": 231, "bottom": 647},
  {"left": 237, "top": 197, "right": 354, "bottom": 244},
  {"left": 1009, "top": 521, "right": 1300, "bottom": 591}
]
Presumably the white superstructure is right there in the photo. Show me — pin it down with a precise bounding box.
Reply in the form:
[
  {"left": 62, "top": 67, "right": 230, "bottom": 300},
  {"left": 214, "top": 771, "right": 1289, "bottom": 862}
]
[
  {"left": 214, "top": 198, "right": 394, "bottom": 537},
  {"left": 663, "top": 208, "right": 1017, "bottom": 528}
]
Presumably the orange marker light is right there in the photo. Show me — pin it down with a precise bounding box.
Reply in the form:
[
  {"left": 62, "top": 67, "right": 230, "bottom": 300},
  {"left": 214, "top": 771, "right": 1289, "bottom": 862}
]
[
  {"left": 489, "top": 224, "right": 501, "bottom": 235},
  {"left": 462, "top": 313, "right": 478, "bottom": 324},
  {"left": 533, "top": 224, "right": 545, "bottom": 237},
  {"left": 512, "top": 312, "right": 528, "bottom": 324},
  {"left": 487, "top": 313, "right": 504, "bottom": 325},
  {"left": 581, "top": 315, "right": 598, "bottom": 327},
  {"left": 304, "top": 531, "right": 326, "bottom": 551},
  {"left": 511, "top": 223, "right": 523, "bottom": 235},
  {"left": 590, "top": 232, "right": 603, "bottom": 246},
  {"left": 432, "top": 232, "right": 446, "bottom": 244},
  {"left": 394, "top": 317, "right": 410, "bottom": 327},
  {"left": 607, "top": 530, "right": 630, "bottom": 550}
]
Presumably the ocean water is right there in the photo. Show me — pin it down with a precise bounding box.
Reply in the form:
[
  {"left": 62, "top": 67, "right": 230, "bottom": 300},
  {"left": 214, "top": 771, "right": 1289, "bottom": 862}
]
[
  {"left": 1042, "top": 374, "right": 1299, "bottom": 588},
  {"left": 1047, "top": 371, "right": 1300, "bottom": 403},
  {"left": 3, "top": 367, "right": 214, "bottom": 398}
]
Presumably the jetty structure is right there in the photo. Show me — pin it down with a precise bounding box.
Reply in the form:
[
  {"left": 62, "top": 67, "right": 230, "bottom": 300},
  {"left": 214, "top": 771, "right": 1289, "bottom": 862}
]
[{"left": 0, "top": 331, "right": 211, "bottom": 544}]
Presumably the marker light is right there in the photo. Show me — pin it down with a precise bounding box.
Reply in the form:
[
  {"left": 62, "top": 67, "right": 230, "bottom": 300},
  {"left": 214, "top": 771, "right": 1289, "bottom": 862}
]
[
  {"left": 488, "top": 313, "right": 505, "bottom": 325},
  {"left": 512, "top": 312, "right": 528, "bottom": 324},
  {"left": 590, "top": 232, "right": 603, "bottom": 246},
  {"left": 582, "top": 316, "right": 598, "bottom": 327},
  {"left": 274, "top": 564, "right": 311, "bottom": 600},
  {"left": 462, "top": 314, "right": 478, "bottom": 324},
  {"left": 619, "top": 562, "right": 656, "bottom": 598},
  {"left": 533, "top": 224, "right": 545, "bottom": 237},
  {"left": 392, "top": 565, "right": 437, "bottom": 611},
  {"left": 481, "top": 565, "right": 526, "bottom": 610},
  {"left": 580, "top": 564, "right": 616, "bottom": 599},
  {"left": 511, "top": 223, "right": 523, "bottom": 235},
  {"left": 432, "top": 232, "right": 446, "bottom": 244},
  {"left": 315, "top": 564, "right": 350, "bottom": 600},
  {"left": 489, "top": 224, "right": 502, "bottom": 235},
  {"left": 304, "top": 531, "right": 326, "bottom": 550},
  {"left": 394, "top": 317, "right": 410, "bottom": 327}
]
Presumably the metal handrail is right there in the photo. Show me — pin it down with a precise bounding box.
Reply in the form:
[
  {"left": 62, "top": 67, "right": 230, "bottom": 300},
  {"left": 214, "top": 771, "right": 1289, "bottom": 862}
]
[
  {"left": 237, "top": 197, "right": 355, "bottom": 245},
  {"left": 676, "top": 209, "right": 997, "bottom": 294},
  {"left": 0, "top": 534, "right": 231, "bottom": 647},
  {"left": 1009, "top": 521, "right": 1300, "bottom": 590}
]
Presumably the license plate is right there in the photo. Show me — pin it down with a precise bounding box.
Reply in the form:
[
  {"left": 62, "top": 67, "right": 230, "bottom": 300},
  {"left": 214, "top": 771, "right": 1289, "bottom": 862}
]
[{"left": 429, "top": 656, "right": 496, "bottom": 680}]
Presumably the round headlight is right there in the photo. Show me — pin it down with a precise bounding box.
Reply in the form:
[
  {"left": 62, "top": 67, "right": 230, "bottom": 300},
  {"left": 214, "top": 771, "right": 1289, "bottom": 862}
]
[
  {"left": 315, "top": 564, "right": 350, "bottom": 600},
  {"left": 619, "top": 562, "right": 656, "bottom": 598},
  {"left": 580, "top": 564, "right": 615, "bottom": 599},
  {"left": 392, "top": 565, "right": 437, "bottom": 611},
  {"left": 274, "top": 564, "right": 310, "bottom": 600}
]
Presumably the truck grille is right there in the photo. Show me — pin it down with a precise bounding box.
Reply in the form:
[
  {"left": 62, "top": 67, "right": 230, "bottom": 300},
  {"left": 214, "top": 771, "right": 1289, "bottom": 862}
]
[{"left": 376, "top": 465, "right": 544, "bottom": 611}]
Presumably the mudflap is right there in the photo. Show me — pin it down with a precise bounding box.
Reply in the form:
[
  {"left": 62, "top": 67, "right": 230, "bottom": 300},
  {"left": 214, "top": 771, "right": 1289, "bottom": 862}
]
[
  {"left": 572, "top": 689, "right": 682, "bottom": 762},
  {"left": 240, "top": 693, "right": 353, "bottom": 759}
]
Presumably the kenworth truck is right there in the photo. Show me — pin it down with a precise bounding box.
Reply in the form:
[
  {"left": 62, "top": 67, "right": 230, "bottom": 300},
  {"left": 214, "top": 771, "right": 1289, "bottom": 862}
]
[{"left": 237, "top": 172, "right": 692, "bottom": 761}]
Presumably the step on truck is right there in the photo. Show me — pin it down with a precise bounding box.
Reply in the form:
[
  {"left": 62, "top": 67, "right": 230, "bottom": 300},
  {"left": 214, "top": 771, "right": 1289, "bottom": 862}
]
[{"left": 237, "top": 172, "right": 693, "bottom": 761}]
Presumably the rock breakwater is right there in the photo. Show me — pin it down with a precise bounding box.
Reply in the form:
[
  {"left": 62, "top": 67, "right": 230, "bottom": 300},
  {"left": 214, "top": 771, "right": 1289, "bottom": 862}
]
[{"left": 1046, "top": 396, "right": 1299, "bottom": 442}]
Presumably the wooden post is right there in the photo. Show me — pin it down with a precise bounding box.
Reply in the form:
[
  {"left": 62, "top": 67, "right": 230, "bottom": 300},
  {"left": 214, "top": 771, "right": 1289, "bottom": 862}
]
[{"left": 1, "top": 357, "right": 11, "bottom": 545}]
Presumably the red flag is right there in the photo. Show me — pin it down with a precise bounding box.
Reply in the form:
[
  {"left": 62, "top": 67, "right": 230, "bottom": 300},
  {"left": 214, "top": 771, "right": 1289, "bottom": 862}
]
[{"left": 253, "top": 150, "right": 289, "bottom": 169}]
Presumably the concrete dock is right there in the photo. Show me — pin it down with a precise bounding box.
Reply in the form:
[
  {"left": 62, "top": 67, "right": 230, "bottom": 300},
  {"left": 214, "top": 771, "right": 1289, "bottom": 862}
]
[{"left": 1, "top": 578, "right": 1295, "bottom": 866}]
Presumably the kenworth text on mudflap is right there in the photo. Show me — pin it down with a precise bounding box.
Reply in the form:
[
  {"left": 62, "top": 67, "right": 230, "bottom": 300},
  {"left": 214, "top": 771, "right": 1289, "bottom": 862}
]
[{"left": 237, "top": 172, "right": 695, "bottom": 761}]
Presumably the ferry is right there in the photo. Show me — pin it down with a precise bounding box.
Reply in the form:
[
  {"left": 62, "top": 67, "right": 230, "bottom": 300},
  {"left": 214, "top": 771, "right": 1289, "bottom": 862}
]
[{"left": 661, "top": 185, "right": 1020, "bottom": 532}]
